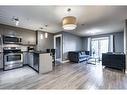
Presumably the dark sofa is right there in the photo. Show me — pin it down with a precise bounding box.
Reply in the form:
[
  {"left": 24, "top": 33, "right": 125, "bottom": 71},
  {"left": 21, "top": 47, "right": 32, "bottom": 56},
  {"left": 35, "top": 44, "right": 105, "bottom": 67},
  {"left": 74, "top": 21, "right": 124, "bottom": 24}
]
[
  {"left": 68, "top": 51, "right": 90, "bottom": 63},
  {"left": 102, "top": 53, "right": 126, "bottom": 72}
]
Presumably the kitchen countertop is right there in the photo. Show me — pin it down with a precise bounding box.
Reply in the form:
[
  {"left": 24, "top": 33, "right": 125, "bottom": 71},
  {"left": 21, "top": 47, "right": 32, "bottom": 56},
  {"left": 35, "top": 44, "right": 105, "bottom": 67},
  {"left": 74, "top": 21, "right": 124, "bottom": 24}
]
[
  {"left": 0, "top": 50, "right": 46, "bottom": 54},
  {"left": 22, "top": 51, "right": 50, "bottom": 54},
  {"left": 31, "top": 51, "right": 48, "bottom": 54}
]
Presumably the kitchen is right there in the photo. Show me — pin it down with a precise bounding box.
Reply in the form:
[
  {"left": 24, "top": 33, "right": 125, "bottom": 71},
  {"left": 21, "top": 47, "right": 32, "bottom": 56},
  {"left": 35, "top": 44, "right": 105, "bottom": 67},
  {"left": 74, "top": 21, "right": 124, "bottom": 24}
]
[{"left": 0, "top": 24, "right": 54, "bottom": 74}]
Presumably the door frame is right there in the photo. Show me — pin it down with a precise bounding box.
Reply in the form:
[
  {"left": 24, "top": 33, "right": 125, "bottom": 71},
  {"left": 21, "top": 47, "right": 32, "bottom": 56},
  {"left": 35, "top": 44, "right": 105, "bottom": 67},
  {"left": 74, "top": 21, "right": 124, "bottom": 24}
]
[{"left": 54, "top": 34, "right": 63, "bottom": 63}]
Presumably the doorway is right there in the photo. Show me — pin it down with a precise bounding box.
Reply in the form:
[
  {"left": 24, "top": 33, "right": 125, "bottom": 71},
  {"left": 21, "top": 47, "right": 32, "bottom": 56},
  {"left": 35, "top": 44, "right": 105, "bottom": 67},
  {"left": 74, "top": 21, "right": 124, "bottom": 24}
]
[
  {"left": 91, "top": 37, "right": 109, "bottom": 60},
  {"left": 54, "top": 34, "right": 62, "bottom": 64}
]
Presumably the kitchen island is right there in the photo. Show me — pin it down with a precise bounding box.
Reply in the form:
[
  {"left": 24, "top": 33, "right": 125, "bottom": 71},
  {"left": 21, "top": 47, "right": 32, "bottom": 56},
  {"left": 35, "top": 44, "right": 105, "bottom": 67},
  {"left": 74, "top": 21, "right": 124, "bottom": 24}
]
[{"left": 26, "top": 51, "right": 53, "bottom": 74}]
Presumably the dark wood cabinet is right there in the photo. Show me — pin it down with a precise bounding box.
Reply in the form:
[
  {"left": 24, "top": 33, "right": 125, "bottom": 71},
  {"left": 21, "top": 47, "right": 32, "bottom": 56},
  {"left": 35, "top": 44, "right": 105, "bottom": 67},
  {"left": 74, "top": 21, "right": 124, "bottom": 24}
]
[
  {"left": 0, "top": 53, "right": 3, "bottom": 69},
  {"left": 23, "top": 52, "right": 28, "bottom": 65},
  {"left": 102, "top": 53, "right": 126, "bottom": 72}
]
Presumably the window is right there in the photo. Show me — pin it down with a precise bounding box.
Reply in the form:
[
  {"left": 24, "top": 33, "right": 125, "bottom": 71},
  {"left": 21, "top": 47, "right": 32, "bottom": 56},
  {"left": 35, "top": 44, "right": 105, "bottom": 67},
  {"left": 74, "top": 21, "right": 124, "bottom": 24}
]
[{"left": 91, "top": 37, "right": 109, "bottom": 60}]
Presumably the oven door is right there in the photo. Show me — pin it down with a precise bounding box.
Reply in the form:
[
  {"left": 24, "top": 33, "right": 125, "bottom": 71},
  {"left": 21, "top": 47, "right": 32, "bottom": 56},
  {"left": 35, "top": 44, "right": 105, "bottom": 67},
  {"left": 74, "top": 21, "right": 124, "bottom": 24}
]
[{"left": 4, "top": 53, "right": 23, "bottom": 65}]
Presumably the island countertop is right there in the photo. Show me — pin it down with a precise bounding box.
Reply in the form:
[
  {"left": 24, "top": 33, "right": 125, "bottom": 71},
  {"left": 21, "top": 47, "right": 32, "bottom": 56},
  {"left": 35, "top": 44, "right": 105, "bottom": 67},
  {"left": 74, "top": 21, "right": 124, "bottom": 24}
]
[{"left": 25, "top": 51, "right": 50, "bottom": 54}]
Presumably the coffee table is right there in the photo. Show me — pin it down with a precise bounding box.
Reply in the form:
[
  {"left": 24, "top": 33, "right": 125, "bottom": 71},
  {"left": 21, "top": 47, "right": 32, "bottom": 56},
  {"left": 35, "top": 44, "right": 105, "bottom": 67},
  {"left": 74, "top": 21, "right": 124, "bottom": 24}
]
[{"left": 87, "top": 56, "right": 99, "bottom": 65}]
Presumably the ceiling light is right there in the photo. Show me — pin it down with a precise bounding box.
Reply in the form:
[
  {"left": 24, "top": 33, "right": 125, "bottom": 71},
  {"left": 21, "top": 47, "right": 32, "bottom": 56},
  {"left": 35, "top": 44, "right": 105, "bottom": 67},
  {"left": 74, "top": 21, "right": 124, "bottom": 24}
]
[
  {"left": 40, "top": 34, "right": 43, "bottom": 39},
  {"left": 62, "top": 8, "right": 77, "bottom": 30},
  {"left": 13, "top": 17, "right": 19, "bottom": 26},
  {"left": 62, "top": 16, "right": 77, "bottom": 30},
  {"left": 15, "top": 20, "right": 19, "bottom": 26},
  {"left": 40, "top": 27, "right": 43, "bottom": 30},
  {"left": 45, "top": 32, "right": 48, "bottom": 38}
]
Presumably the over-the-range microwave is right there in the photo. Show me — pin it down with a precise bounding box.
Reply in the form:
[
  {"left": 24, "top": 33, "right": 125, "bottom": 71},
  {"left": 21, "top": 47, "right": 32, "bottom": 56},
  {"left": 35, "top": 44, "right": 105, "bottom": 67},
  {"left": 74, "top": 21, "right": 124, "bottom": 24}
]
[{"left": 3, "top": 35, "right": 22, "bottom": 44}]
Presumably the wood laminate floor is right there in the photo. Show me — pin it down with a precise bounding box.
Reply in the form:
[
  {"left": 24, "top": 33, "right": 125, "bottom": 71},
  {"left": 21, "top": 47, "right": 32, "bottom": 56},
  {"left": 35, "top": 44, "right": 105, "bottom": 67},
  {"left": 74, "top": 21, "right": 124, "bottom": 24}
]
[{"left": 0, "top": 62, "right": 127, "bottom": 89}]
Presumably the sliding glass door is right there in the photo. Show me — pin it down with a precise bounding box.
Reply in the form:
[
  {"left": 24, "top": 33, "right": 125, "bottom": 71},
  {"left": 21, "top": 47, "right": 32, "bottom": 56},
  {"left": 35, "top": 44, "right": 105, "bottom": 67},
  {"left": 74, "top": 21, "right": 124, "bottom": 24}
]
[
  {"left": 99, "top": 39, "right": 109, "bottom": 59},
  {"left": 91, "top": 37, "right": 109, "bottom": 60},
  {"left": 91, "top": 40, "right": 99, "bottom": 57}
]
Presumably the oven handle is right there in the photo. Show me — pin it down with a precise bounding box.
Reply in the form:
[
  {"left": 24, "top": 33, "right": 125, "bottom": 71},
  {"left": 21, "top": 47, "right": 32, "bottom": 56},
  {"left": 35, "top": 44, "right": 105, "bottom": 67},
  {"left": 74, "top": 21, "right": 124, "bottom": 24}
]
[{"left": 4, "top": 53, "right": 23, "bottom": 63}]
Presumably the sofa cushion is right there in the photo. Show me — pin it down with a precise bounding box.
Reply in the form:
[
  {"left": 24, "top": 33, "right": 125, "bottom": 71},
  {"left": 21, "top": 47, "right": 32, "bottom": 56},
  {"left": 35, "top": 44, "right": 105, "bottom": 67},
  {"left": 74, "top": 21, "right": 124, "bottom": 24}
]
[
  {"left": 80, "top": 51, "right": 86, "bottom": 55},
  {"left": 79, "top": 55, "right": 89, "bottom": 58},
  {"left": 85, "top": 51, "right": 90, "bottom": 55}
]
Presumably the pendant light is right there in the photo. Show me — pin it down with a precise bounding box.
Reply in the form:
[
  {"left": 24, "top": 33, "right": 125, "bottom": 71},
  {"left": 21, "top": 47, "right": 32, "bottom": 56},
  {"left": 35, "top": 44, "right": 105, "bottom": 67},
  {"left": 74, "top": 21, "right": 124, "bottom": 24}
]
[
  {"left": 40, "top": 34, "right": 43, "bottom": 39},
  {"left": 44, "top": 24, "right": 48, "bottom": 38},
  {"left": 13, "top": 17, "right": 19, "bottom": 26},
  {"left": 45, "top": 32, "right": 48, "bottom": 38},
  {"left": 62, "top": 8, "right": 77, "bottom": 30},
  {"left": 40, "top": 24, "right": 48, "bottom": 39}
]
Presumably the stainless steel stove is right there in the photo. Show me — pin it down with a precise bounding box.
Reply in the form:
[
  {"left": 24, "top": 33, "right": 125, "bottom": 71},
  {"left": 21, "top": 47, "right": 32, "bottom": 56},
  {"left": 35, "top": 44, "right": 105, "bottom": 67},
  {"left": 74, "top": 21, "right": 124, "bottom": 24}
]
[{"left": 3, "top": 47, "right": 23, "bottom": 70}]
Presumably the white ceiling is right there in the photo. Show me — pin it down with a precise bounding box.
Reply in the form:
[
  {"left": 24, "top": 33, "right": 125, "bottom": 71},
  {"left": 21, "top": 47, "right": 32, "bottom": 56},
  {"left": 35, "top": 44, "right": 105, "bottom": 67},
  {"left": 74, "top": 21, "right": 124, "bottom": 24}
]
[{"left": 0, "top": 6, "right": 127, "bottom": 36}]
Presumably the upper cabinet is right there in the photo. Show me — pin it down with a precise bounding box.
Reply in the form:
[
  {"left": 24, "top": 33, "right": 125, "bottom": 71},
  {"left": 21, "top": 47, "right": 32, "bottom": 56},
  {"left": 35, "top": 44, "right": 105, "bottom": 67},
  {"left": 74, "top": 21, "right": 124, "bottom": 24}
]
[
  {"left": 0, "top": 24, "right": 36, "bottom": 45},
  {"left": 19, "top": 29, "right": 36, "bottom": 45},
  {"left": 3, "top": 28, "right": 20, "bottom": 36}
]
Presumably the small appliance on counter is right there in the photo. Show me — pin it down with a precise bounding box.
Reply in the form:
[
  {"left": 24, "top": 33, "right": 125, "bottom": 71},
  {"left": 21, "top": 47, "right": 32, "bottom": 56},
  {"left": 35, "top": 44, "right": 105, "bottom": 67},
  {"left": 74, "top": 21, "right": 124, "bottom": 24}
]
[
  {"left": 3, "top": 47, "right": 23, "bottom": 70},
  {"left": 27, "top": 46, "right": 35, "bottom": 52}
]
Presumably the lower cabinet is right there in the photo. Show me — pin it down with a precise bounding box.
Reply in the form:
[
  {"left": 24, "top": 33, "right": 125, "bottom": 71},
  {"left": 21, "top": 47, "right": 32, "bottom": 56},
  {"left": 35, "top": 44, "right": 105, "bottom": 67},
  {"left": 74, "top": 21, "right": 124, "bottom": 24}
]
[
  {"left": 27, "top": 53, "right": 34, "bottom": 67},
  {"left": 0, "top": 52, "right": 3, "bottom": 69},
  {"left": 23, "top": 52, "right": 34, "bottom": 66},
  {"left": 26, "top": 52, "right": 39, "bottom": 72},
  {"left": 23, "top": 52, "right": 52, "bottom": 73},
  {"left": 23, "top": 52, "right": 28, "bottom": 65}
]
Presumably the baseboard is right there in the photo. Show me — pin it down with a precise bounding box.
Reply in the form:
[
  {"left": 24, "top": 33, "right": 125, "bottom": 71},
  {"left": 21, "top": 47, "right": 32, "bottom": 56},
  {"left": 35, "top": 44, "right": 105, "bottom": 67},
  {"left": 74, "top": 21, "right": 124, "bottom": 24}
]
[{"left": 61, "top": 60, "right": 70, "bottom": 63}]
